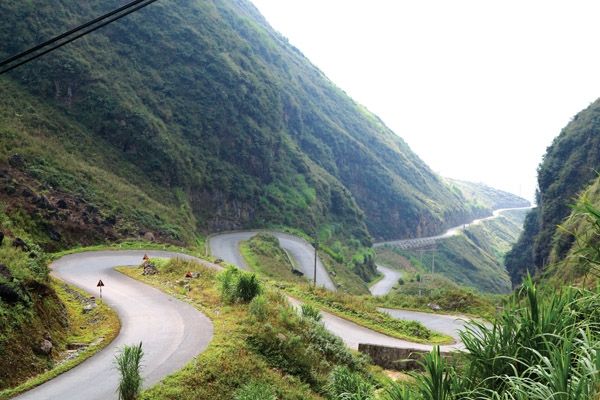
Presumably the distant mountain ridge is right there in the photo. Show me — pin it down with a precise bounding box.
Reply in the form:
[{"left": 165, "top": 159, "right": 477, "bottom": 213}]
[{"left": 0, "top": 0, "right": 511, "bottom": 253}]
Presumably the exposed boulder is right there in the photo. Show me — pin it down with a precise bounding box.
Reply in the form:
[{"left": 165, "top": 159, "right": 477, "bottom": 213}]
[
  {"left": 141, "top": 261, "right": 158, "bottom": 275},
  {"left": 12, "top": 238, "right": 29, "bottom": 252},
  {"left": 36, "top": 339, "right": 53, "bottom": 355},
  {"left": 143, "top": 231, "right": 155, "bottom": 242}
]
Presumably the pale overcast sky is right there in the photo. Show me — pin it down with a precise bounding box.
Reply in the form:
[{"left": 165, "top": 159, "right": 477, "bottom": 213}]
[{"left": 250, "top": 0, "right": 600, "bottom": 202}]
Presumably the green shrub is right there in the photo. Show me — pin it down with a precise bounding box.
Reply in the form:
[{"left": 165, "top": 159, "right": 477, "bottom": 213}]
[
  {"left": 325, "top": 366, "right": 373, "bottom": 400},
  {"left": 233, "top": 381, "right": 276, "bottom": 400},
  {"left": 115, "top": 342, "right": 144, "bottom": 400},
  {"left": 217, "top": 266, "right": 262, "bottom": 303},
  {"left": 249, "top": 295, "right": 269, "bottom": 321},
  {"left": 301, "top": 303, "right": 322, "bottom": 322},
  {"left": 235, "top": 273, "right": 262, "bottom": 302}
]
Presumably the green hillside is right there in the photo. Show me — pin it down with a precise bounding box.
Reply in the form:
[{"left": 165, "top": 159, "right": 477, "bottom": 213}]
[
  {"left": 446, "top": 178, "right": 530, "bottom": 210},
  {"left": 0, "top": 0, "right": 495, "bottom": 259},
  {"left": 506, "top": 98, "right": 600, "bottom": 284},
  {"left": 377, "top": 209, "right": 528, "bottom": 293}
]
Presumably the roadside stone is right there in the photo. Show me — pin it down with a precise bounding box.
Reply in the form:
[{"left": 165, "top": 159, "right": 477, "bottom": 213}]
[
  {"left": 37, "top": 339, "right": 53, "bottom": 355},
  {"left": 276, "top": 333, "right": 287, "bottom": 342},
  {"left": 82, "top": 303, "right": 97, "bottom": 313},
  {"left": 12, "top": 237, "right": 29, "bottom": 251},
  {"left": 428, "top": 303, "right": 442, "bottom": 311},
  {"left": 143, "top": 231, "right": 155, "bottom": 242},
  {"left": 142, "top": 261, "right": 158, "bottom": 275}
]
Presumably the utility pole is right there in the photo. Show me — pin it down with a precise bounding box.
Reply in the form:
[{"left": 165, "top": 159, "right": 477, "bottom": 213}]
[{"left": 313, "top": 237, "right": 319, "bottom": 287}]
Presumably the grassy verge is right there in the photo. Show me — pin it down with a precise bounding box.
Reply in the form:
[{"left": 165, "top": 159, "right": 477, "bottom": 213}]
[
  {"left": 117, "top": 258, "right": 386, "bottom": 399},
  {"left": 375, "top": 248, "right": 499, "bottom": 318},
  {"left": 283, "top": 283, "right": 453, "bottom": 345},
  {"left": 50, "top": 239, "right": 208, "bottom": 261},
  {"left": 0, "top": 280, "right": 120, "bottom": 399},
  {"left": 238, "top": 233, "right": 452, "bottom": 344},
  {"left": 239, "top": 234, "right": 305, "bottom": 283}
]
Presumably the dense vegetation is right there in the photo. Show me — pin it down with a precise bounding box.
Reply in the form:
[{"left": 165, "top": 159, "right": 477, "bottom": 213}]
[
  {"left": 0, "top": 209, "right": 119, "bottom": 394},
  {"left": 377, "top": 209, "right": 527, "bottom": 294},
  {"left": 381, "top": 278, "right": 600, "bottom": 400},
  {"left": 544, "top": 178, "right": 600, "bottom": 287},
  {"left": 506, "top": 98, "right": 600, "bottom": 285},
  {"left": 0, "top": 0, "right": 507, "bottom": 260},
  {"left": 122, "top": 258, "right": 380, "bottom": 400}
]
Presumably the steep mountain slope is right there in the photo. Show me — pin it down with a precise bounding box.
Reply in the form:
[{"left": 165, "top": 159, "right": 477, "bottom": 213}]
[
  {"left": 446, "top": 179, "right": 531, "bottom": 210},
  {"left": 542, "top": 176, "right": 600, "bottom": 286},
  {"left": 0, "top": 0, "right": 489, "bottom": 254},
  {"left": 377, "top": 208, "right": 528, "bottom": 293},
  {"left": 506, "top": 98, "right": 600, "bottom": 284}
]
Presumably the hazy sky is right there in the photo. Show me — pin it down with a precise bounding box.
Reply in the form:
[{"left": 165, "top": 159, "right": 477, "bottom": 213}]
[{"left": 250, "top": 0, "right": 600, "bottom": 202}]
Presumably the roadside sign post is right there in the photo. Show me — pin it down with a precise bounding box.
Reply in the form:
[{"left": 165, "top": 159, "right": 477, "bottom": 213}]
[{"left": 97, "top": 279, "right": 105, "bottom": 302}]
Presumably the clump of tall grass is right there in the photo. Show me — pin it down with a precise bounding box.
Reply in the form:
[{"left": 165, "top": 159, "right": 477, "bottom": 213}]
[
  {"left": 326, "top": 366, "right": 374, "bottom": 400},
  {"left": 115, "top": 342, "right": 144, "bottom": 400},
  {"left": 217, "top": 266, "right": 262, "bottom": 303},
  {"left": 375, "top": 277, "right": 600, "bottom": 400},
  {"left": 233, "top": 381, "right": 276, "bottom": 400},
  {"left": 301, "top": 303, "right": 322, "bottom": 322}
]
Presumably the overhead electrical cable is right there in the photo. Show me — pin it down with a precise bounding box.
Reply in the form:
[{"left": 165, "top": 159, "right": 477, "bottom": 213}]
[{"left": 0, "top": 0, "right": 160, "bottom": 75}]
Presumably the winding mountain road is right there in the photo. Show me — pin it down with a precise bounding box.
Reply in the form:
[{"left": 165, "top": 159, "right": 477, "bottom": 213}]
[
  {"left": 209, "top": 231, "right": 336, "bottom": 290},
  {"left": 209, "top": 232, "right": 466, "bottom": 351},
  {"left": 369, "top": 264, "right": 402, "bottom": 296},
  {"left": 16, "top": 251, "right": 214, "bottom": 400},
  {"left": 374, "top": 206, "right": 532, "bottom": 250},
  {"left": 370, "top": 206, "right": 533, "bottom": 296}
]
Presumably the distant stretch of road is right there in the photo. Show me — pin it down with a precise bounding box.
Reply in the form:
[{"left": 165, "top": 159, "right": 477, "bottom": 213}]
[
  {"left": 209, "top": 232, "right": 466, "bottom": 351},
  {"left": 370, "top": 206, "right": 533, "bottom": 297},
  {"left": 209, "top": 231, "right": 336, "bottom": 291},
  {"left": 369, "top": 264, "right": 402, "bottom": 296},
  {"left": 16, "top": 251, "right": 215, "bottom": 400},
  {"left": 374, "top": 206, "right": 533, "bottom": 250}
]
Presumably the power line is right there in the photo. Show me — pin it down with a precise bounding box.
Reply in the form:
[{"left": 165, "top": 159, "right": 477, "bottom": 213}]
[{"left": 0, "top": 0, "right": 160, "bottom": 75}]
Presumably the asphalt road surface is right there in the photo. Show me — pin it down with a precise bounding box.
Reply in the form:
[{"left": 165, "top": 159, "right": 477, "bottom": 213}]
[
  {"left": 210, "top": 233, "right": 465, "bottom": 351},
  {"left": 371, "top": 206, "right": 533, "bottom": 297},
  {"left": 374, "top": 206, "right": 533, "bottom": 250},
  {"left": 369, "top": 264, "right": 402, "bottom": 296},
  {"left": 209, "top": 231, "right": 336, "bottom": 290},
  {"left": 16, "top": 250, "right": 214, "bottom": 400}
]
